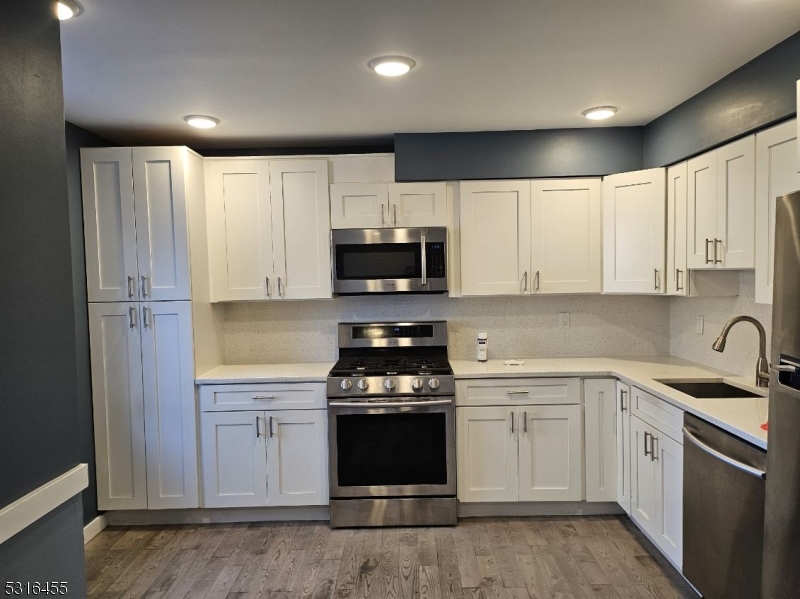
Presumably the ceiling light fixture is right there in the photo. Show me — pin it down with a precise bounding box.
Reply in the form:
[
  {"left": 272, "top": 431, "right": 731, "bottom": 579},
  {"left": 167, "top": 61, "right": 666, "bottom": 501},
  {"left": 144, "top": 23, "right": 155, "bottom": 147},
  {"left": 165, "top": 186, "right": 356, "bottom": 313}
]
[
  {"left": 368, "top": 56, "right": 416, "bottom": 77},
  {"left": 184, "top": 115, "right": 220, "bottom": 129},
  {"left": 582, "top": 106, "right": 618, "bottom": 121},
  {"left": 57, "top": 0, "right": 82, "bottom": 20}
]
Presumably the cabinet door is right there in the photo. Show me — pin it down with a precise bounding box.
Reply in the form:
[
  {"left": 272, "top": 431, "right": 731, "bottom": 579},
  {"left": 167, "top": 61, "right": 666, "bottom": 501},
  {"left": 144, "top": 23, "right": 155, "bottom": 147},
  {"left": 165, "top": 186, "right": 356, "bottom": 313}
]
[
  {"left": 519, "top": 405, "right": 583, "bottom": 501},
  {"left": 616, "top": 382, "right": 632, "bottom": 514},
  {"left": 81, "top": 148, "right": 139, "bottom": 302},
  {"left": 755, "top": 120, "right": 799, "bottom": 304},
  {"left": 270, "top": 160, "right": 332, "bottom": 300},
  {"left": 666, "top": 163, "right": 689, "bottom": 296},
  {"left": 584, "top": 379, "right": 618, "bottom": 502},
  {"left": 388, "top": 182, "right": 447, "bottom": 227},
  {"left": 717, "top": 136, "right": 755, "bottom": 269},
  {"left": 140, "top": 302, "right": 198, "bottom": 509},
  {"left": 629, "top": 416, "right": 658, "bottom": 538},
  {"left": 602, "top": 169, "right": 666, "bottom": 293},
  {"left": 654, "top": 432, "right": 684, "bottom": 569},
  {"left": 531, "top": 179, "right": 601, "bottom": 294},
  {"left": 457, "top": 407, "right": 519, "bottom": 502},
  {"left": 201, "top": 411, "right": 267, "bottom": 508},
  {"left": 330, "top": 183, "right": 388, "bottom": 229},
  {"left": 88, "top": 303, "right": 147, "bottom": 510},
  {"left": 132, "top": 147, "right": 191, "bottom": 301},
  {"left": 687, "top": 151, "right": 718, "bottom": 269},
  {"left": 205, "top": 159, "right": 273, "bottom": 301},
  {"left": 266, "top": 410, "right": 328, "bottom": 506},
  {"left": 459, "top": 181, "right": 531, "bottom": 296}
]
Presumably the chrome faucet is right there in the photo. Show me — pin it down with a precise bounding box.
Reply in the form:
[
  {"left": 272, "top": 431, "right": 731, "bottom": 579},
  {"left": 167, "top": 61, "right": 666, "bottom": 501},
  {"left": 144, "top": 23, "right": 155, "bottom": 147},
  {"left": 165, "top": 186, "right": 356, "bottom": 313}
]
[{"left": 712, "top": 316, "right": 770, "bottom": 387}]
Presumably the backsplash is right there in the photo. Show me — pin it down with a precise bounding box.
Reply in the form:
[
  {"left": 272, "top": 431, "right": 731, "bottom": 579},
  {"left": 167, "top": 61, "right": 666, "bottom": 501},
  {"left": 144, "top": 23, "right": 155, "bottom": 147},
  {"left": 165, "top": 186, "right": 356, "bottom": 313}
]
[
  {"left": 224, "top": 294, "right": 670, "bottom": 363},
  {"left": 670, "top": 271, "right": 772, "bottom": 380}
]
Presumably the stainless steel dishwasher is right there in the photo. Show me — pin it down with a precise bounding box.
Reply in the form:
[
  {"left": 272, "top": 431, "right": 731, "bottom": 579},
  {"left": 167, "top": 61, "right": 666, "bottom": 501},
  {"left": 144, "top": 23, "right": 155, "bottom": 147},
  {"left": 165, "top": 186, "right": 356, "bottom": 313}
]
[{"left": 683, "top": 413, "right": 767, "bottom": 599}]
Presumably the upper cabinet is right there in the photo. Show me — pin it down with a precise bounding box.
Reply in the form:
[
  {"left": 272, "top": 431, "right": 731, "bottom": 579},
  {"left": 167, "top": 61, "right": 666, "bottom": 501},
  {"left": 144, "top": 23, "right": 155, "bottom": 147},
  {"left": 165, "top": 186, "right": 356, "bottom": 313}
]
[
  {"left": 82, "top": 147, "right": 192, "bottom": 302},
  {"left": 330, "top": 182, "right": 446, "bottom": 228},
  {"left": 602, "top": 168, "right": 666, "bottom": 294},
  {"left": 756, "top": 119, "right": 800, "bottom": 305},
  {"left": 687, "top": 136, "right": 755, "bottom": 270},
  {"left": 666, "top": 163, "right": 689, "bottom": 296},
  {"left": 458, "top": 179, "right": 601, "bottom": 296},
  {"left": 205, "top": 158, "right": 332, "bottom": 302}
]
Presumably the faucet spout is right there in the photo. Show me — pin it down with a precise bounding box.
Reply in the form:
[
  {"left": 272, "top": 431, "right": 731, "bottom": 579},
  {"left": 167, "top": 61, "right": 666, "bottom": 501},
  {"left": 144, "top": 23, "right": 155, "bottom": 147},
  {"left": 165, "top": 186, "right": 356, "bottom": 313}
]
[{"left": 712, "top": 316, "right": 769, "bottom": 387}]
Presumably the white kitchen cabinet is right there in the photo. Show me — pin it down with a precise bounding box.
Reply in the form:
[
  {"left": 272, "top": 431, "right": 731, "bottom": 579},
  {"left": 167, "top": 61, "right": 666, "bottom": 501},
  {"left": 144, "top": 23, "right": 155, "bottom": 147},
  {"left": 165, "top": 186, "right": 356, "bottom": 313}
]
[
  {"left": 266, "top": 410, "right": 329, "bottom": 506},
  {"left": 755, "top": 119, "right": 800, "bottom": 304},
  {"left": 140, "top": 302, "right": 198, "bottom": 509},
  {"left": 687, "top": 136, "right": 755, "bottom": 269},
  {"left": 82, "top": 147, "right": 192, "bottom": 302},
  {"left": 459, "top": 180, "right": 531, "bottom": 296},
  {"left": 584, "top": 379, "right": 618, "bottom": 503},
  {"left": 616, "top": 381, "right": 631, "bottom": 514},
  {"left": 602, "top": 169, "right": 666, "bottom": 294},
  {"left": 88, "top": 303, "right": 147, "bottom": 511},
  {"left": 630, "top": 415, "right": 658, "bottom": 536},
  {"left": 269, "top": 160, "right": 332, "bottom": 300},
  {"left": 518, "top": 405, "right": 583, "bottom": 502},
  {"left": 201, "top": 411, "right": 268, "bottom": 508},
  {"left": 330, "top": 182, "right": 447, "bottom": 229},
  {"left": 666, "top": 163, "right": 689, "bottom": 296},
  {"left": 530, "top": 179, "right": 602, "bottom": 294},
  {"left": 457, "top": 407, "right": 519, "bottom": 502}
]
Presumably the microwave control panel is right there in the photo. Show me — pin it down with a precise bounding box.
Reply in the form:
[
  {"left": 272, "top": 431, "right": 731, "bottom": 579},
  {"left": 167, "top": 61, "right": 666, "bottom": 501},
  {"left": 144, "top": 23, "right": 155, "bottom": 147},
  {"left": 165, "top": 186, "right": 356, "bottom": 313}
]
[{"left": 426, "top": 243, "right": 446, "bottom": 278}]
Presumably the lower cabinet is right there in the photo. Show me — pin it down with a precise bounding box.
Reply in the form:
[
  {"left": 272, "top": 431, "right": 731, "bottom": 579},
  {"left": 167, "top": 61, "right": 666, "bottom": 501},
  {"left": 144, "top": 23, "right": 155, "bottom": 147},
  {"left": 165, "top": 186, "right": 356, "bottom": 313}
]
[
  {"left": 629, "top": 412, "right": 684, "bottom": 569},
  {"left": 457, "top": 405, "right": 582, "bottom": 502},
  {"left": 201, "top": 408, "right": 328, "bottom": 508},
  {"left": 616, "top": 381, "right": 632, "bottom": 514},
  {"left": 584, "top": 379, "right": 618, "bottom": 502}
]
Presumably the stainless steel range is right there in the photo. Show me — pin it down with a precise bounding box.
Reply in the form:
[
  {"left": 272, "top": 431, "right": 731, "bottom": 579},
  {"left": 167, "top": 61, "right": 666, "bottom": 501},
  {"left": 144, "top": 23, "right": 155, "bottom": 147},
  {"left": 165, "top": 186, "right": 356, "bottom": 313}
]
[{"left": 327, "top": 321, "right": 456, "bottom": 528}]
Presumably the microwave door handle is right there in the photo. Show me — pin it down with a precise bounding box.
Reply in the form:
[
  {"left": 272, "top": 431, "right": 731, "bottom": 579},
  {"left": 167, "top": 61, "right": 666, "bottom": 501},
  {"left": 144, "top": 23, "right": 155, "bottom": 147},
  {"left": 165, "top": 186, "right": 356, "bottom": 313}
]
[{"left": 421, "top": 233, "right": 427, "bottom": 286}]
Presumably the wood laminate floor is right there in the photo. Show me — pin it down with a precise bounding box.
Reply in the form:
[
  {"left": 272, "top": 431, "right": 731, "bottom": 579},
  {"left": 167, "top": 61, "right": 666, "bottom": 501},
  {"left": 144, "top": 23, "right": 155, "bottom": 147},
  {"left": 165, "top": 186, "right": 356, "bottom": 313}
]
[{"left": 85, "top": 516, "right": 698, "bottom": 599}]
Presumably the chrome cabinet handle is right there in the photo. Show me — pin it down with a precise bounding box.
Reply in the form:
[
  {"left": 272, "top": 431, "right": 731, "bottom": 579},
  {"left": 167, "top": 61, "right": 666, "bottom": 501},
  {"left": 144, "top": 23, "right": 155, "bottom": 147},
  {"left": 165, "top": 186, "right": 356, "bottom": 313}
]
[
  {"left": 654, "top": 269, "right": 660, "bottom": 291},
  {"left": 252, "top": 395, "right": 275, "bottom": 400},
  {"left": 127, "top": 276, "right": 135, "bottom": 298},
  {"left": 255, "top": 416, "right": 261, "bottom": 439},
  {"left": 265, "top": 277, "right": 271, "bottom": 298},
  {"left": 535, "top": 271, "right": 540, "bottom": 292},
  {"left": 269, "top": 416, "right": 275, "bottom": 438},
  {"left": 277, "top": 277, "right": 283, "bottom": 298},
  {"left": 506, "top": 390, "right": 530, "bottom": 395},
  {"left": 676, "top": 269, "right": 684, "bottom": 292},
  {"left": 141, "top": 275, "right": 149, "bottom": 297},
  {"left": 393, "top": 203, "right": 398, "bottom": 227},
  {"left": 420, "top": 234, "right": 427, "bottom": 286},
  {"left": 523, "top": 411, "right": 528, "bottom": 434},
  {"left": 381, "top": 203, "right": 385, "bottom": 227},
  {"left": 522, "top": 271, "right": 528, "bottom": 292},
  {"left": 620, "top": 389, "right": 627, "bottom": 411},
  {"left": 651, "top": 435, "right": 658, "bottom": 462},
  {"left": 705, "top": 239, "right": 713, "bottom": 264},
  {"left": 683, "top": 427, "right": 766, "bottom": 479},
  {"left": 644, "top": 431, "right": 651, "bottom": 457},
  {"left": 714, "top": 238, "right": 723, "bottom": 264},
  {"left": 142, "top": 306, "right": 150, "bottom": 329},
  {"left": 510, "top": 411, "right": 515, "bottom": 434},
  {"left": 128, "top": 305, "right": 137, "bottom": 329}
]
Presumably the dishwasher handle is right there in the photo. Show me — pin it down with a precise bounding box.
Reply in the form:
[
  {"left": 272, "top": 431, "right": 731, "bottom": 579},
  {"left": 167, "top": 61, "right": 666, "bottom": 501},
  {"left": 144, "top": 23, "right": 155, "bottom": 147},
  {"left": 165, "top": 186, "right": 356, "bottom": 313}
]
[{"left": 683, "top": 427, "right": 766, "bottom": 480}]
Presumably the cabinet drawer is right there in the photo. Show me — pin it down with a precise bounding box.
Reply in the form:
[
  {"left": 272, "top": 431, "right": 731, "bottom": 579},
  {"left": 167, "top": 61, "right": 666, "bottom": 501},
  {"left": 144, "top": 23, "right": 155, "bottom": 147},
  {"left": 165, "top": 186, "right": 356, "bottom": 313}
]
[
  {"left": 630, "top": 386, "right": 683, "bottom": 443},
  {"left": 199, "top": 383, "right": 326, "bottom": 412},
  {"left": 456, "top": 378, "right": 580, "bottom": 407}
]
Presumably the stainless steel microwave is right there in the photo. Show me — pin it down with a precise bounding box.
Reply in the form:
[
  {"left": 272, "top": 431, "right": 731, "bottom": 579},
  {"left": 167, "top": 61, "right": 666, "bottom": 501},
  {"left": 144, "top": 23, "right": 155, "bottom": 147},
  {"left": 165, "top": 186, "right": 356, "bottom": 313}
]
[{"left": 331, "top": 227, "right": 447, "bottom": 294}]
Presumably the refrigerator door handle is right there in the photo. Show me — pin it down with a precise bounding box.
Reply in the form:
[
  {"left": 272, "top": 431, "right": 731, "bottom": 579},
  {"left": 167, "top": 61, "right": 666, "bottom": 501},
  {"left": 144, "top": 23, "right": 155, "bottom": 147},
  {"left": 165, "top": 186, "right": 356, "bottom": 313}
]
[{"left": 770, "top": 363, "right": 797, "bottom": 373}]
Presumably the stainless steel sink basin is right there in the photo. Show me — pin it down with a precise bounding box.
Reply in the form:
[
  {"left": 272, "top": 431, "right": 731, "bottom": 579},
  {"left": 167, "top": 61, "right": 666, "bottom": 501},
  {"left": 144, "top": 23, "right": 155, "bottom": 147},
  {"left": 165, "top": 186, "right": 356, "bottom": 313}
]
[{"left": 659, "top": 381, "right": 761, "bottom": 399}]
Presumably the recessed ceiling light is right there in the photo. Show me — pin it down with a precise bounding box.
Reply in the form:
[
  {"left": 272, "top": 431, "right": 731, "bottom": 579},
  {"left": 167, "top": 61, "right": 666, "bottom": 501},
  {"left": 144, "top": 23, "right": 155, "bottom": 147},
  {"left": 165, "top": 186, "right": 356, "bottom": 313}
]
[
  {"left": 368, "top": 56, "right": 416, "bottom": 77},
  {"left": 582, "top": 106, "right": 618, "bottom": 121},
  {"left": 184, "top": 115, "right": 219, "bottom": 129},
  {"left": 57, "top": 0, "right": 82, "bottom": 20}
]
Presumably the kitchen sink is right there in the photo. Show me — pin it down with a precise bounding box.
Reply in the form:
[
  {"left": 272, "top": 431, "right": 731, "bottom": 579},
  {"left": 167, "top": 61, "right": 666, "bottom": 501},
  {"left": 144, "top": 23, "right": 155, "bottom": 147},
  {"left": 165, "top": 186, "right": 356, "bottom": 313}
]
[{"left": 658, "top": 381, "right": 761, "bottom": 399}]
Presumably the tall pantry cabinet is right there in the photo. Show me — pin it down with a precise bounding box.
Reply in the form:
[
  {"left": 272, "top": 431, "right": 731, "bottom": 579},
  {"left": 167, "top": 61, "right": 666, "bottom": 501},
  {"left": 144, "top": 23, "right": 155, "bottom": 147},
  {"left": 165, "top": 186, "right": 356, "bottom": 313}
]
[{"left": 82, "top": 147, "right": 221, "bottom": 510}]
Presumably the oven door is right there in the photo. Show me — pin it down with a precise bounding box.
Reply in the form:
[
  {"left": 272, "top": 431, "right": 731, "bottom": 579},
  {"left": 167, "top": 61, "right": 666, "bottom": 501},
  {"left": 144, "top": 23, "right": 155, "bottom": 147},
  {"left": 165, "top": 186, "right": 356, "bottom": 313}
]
[
  {"left": 328, "top": 397, "right": 456, "bottom": 498},
  {"left": 332, "top": 227, "right": 447, "bottom": 294}
]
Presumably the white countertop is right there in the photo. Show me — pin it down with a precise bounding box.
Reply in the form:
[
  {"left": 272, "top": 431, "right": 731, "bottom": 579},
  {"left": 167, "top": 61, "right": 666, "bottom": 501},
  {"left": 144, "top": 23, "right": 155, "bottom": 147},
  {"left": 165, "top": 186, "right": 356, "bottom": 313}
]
[
  {"left": 195, "top": 356, "right": 769, "bottom": 449},
  {"left": 196, "top": 362, "right": 334, "bottom": 384},
  {"left": 451, "top": 356, "right": 769, "bottom": 449}
]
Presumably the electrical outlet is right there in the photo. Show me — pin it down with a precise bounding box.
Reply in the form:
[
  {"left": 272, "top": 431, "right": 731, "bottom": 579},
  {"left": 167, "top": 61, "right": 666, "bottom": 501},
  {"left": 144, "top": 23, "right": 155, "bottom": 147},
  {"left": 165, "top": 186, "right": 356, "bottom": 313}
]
[
  {"left": 696, "top": 315, "right": 704, "bottom": 335},
  {"left": 559, "top": 312, "right": 570, "bottom": 329}
]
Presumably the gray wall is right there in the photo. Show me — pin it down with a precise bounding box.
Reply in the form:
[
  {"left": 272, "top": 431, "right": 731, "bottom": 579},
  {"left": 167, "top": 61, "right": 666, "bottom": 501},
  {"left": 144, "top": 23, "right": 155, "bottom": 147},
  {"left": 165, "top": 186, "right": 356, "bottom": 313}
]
[
  {"left": 0, "top": 0, "right": 85, "bottom": 586},
  {"left": 65, "top": 122, "right": 114, "bottom": 525}
]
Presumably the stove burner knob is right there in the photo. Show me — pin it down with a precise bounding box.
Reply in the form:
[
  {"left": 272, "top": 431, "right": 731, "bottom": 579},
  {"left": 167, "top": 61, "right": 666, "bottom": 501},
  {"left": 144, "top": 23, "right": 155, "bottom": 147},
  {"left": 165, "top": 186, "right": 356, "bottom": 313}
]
[
  {"left": 384, "top": 378, "right": 397, "bottom": 391},
  {"left": 357, "top": 379, "right": 370, "bottom": 391},
  {"left": 428, "top": 378, "right": 440, "bottom": 390},
  {"left": 340, "top": 379, "right": 352, "bottom": 391},
  {"left": 411, "top": 378, "right": 424, "bottom": 391}
]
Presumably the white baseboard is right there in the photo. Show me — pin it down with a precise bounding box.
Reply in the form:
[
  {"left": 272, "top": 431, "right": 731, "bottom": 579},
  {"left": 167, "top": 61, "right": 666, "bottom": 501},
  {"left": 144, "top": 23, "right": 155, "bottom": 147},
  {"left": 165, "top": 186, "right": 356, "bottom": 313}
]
[
  {"left": 104, "top": 505, "right": 331, "bottom": 526},
  {"left": 457, "top": 501, "right": 625, "bottom": 518},
  {"left": 83, "top": 514, "right": 108, "bottom": 544}
]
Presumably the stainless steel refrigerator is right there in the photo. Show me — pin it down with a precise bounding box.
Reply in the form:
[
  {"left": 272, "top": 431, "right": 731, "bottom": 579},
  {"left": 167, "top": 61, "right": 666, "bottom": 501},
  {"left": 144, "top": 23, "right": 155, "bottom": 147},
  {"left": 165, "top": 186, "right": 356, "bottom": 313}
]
[{"left": 763, "top": 191, "right": 800, "bottom": 598}]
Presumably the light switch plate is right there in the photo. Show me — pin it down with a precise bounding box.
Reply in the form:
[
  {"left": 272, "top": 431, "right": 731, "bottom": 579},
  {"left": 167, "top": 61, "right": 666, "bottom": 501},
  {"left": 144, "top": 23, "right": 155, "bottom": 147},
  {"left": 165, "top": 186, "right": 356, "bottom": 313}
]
[
  {"left": 559, "top": 312, "right": 570, "bottom": 329},
  {"left": 696, "top": 316, "right": 704, "bottom": 335}
]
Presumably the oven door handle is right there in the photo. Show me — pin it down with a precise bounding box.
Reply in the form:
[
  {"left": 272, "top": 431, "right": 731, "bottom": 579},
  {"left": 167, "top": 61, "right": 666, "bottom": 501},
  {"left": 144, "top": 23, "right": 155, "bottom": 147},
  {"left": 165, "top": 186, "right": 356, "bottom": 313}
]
[
  {"left": 329, "top": 399, "right": 452, "bottom": 408},
  {"left": 683, "top": 427, "right": 766, "bottom": 479}
]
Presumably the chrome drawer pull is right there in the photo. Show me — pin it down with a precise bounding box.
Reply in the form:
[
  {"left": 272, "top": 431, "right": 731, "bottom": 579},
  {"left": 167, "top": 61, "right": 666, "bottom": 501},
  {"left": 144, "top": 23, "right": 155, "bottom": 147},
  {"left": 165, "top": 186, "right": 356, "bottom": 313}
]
[
  {"left": 252, "top": 395, "right": 276, "bottom": 400},
  {"left": 506, "top": 390, "right": 530, "bottom": 395},
  {"left": 683, "top": 427, "right": 765, "bottom": 479}
]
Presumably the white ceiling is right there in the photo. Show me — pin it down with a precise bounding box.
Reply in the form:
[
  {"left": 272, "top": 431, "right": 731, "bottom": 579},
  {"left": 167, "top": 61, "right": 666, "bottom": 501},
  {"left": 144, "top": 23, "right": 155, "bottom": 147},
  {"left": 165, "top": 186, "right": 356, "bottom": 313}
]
[{"left": 60, "top": 0, "right": 800, "bottom": 149}]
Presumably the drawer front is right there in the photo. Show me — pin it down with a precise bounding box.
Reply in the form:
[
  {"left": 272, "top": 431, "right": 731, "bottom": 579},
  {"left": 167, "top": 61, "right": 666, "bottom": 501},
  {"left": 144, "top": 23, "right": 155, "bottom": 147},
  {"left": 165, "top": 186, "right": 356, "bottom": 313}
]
[
  {"left": 630, "top": 386, "right": 683, "bottom": 443},
  {"left": 456, "top": 378, "right": 580, "bottom": 407},
  {"left": 199, "top": 383, "right": 326, "bottom": 412}
]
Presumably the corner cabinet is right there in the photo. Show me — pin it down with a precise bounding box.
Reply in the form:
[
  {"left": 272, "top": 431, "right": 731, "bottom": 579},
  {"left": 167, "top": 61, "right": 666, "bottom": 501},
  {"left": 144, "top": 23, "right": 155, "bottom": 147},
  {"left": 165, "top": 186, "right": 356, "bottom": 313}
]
[
  {"left": 330, "top": 182, "right": 447, "bottom": 229},
  {"left": 602, "top": 169, "right": 666, "bottom": 294},
  {"left": 205, "top": 159, "right": 332, "bottom": 301}
]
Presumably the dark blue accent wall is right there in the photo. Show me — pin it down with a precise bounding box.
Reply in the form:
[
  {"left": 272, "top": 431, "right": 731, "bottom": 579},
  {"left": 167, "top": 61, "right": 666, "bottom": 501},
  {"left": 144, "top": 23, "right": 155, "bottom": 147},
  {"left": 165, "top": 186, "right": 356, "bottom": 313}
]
[
  {"left": 394, "top": 127, "right": 644, "bottom": 182},
  {"left": 644, "top": 31, "right": 800, "bottom": 168}
]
